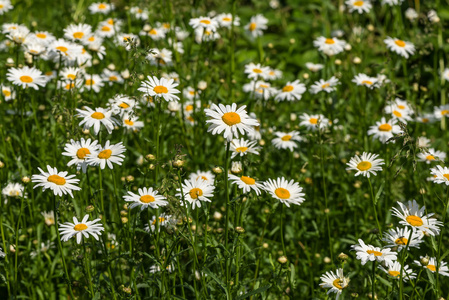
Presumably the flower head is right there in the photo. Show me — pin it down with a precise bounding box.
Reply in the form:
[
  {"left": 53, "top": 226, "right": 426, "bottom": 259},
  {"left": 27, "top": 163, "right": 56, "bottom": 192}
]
[
  {"left": 346, "top": 152, "right": 384, "bottom": 178},
  {"left": 59, "top": 214, "right": 104, "bottom": 244},
  {"left": 176, "top": 178, "right": 215, "bottom": 209},
  {"left": 138, "top": 76, "right": 180, "bottom": 102},
  {"left": 264, "top": 177, "right": 305, "bottom": 207},
  {"left": 319, "top": 268, "right": 349, "bottom": 300},
  {"left": 352, "top": 239, "right": 397, "bottom": 265},
  {"left": 392, "top": 200, "right": 442, "bottom": 236},
  {"left": 124, "top": 187, "right": 168, "bottom": 210},
  {"left": 32, "top": 165, "right": 81, "bottom": 198}
]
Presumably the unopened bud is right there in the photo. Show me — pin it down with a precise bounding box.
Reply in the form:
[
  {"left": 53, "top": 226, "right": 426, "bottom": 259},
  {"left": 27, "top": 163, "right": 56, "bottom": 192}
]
[
  {"left": 338, "top": 252, "right": 348, "bottom": 262},
  {"left": 85, "top": 205, "right": 95, "bottom": 213},
  {"left": 235, "top": 226, "right": 245, "bottom": 234},
  {"left": 121, "top": 217, "right": 128, "bottom": 224},
  {"left": 420, "top": 256, "right": 430, "bottom": 266},
  {"left": 278, "top": 256, "right": 288, "bottom": 264},
  {"left": 22, "top": 176, "right": 30, "bottom": 183},
  {"left": 212, "top": 166, "right": 222, "bottom": 174}
]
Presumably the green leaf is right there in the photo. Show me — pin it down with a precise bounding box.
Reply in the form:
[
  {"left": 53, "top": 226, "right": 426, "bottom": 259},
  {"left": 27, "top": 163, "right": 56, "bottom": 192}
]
[
  {"left": 202, "top": 268, "right": 228, "bottom": 297},
  {"left": 236, "top": 284, "right": 271, "bottom": 300},
  {"left": 374, "top": 182, "right": 384, "bottom": 204}
]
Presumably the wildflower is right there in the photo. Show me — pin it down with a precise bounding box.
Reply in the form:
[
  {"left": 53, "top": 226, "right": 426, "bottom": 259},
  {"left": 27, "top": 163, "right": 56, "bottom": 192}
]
[
  {"left": 405, "top": 8, "right": 418, "bottom": 20},
  {"left": 41, "top": 211, "right": 55, "bottom": 226},
  {"left": 63, "top": 23, "right": 92, "bottom": 42},
  {"left": 264, "top": 177, "right": 306, "bottom": 207},
  {"left": 384, "top": 37, "right": 415, "bottom": 59},
  {"left": 215, "top": 13, "right": 240, "bottom": 28},
  {"left": 122, "top": 114, "right": 144, "bottom": 132},
  {"left": 310, "top": 76, "right": 339, "bottom": 94},
  {"left": 305, "top": 62, "right": 324, "bottom": 72},
  {"left": 313, "top": 37, "right": 346, "bottom": 56},
  {"left": 145, "top": 213, "right": 175, "bottom": 232},
  {"left": 1, "top": 85, "right": 15, "bottom": 101},
  {"left": 183, "top": 87, "right": 201, "bottom": 101},
  {"left": 130, "top": 7, "right": 148, "bottom": 20},
  {"left": 6, "top": 66, "right": 46, "bottom": 90},
  {"left": 414, "top": 256, "right": 449, "bottom": 276},
  {"left": 367, "top": 117, "right": 402, "bottom": 144},
  {"left": 86, "top": 141, "right": 126, "bottom": 169},
  {"left": 379, "top": 261, "right": 416, "bottom": 281},
  {"left": 80, "top": 74, "right": 104, "bottom": 93},
  {"left": 176, "top": 178, "right": 215, "bottom": 209},
  {"left": 0, "top": 0, "right": 13, "bottom": 15},
  {"left": 123, "top": 187, "right": 168, "bottom": 210},
  {"left": 147, "top": 48, "right": 173, "bottom": 67},
  {"left": 352, "top": 239, "right": 397, "bottom": 265},
  {"left": 319, "top": 268, "right": 349, "bottom": 300},
  {"left": 48, "top": 38, "right": 83, "bottom": 62},
  {"left": 433, "top": 105, "right": 449, "bottom": 120},
  {"left": 382, "top": 0, "right": 404, "bottom": 5},
  {"left": 417, "top": 137, "right": 431, "bottom": 148},
  {"left": 346, "top": 152, "right": 384, "bottom": 178},
  {"left": 385, "top": 101, "right": 413, "bottom": 123},
  {"left": 32, "top": 165, "right": 81, "bottom": 198},
  {"left": 88, "top": 2, "right": 114, "bottom": 14},
  {"left": 430, "top": 165, "right": 449, "bottom": 186},
  {"left": 417, "top": 148, "right": 446, "bottom": 164},
  {"left": 416, "top": 113, "right": 436, "bottom": 124},
  {"left": 230, "top": 138, "right": 260, "bottom": 158},
  {"left": 275, "top": 80, "right": 306, "bottom": 101},
  {"left": 272, "top": 131, "right": 302, "bottom": 151},
  {"left": 62, "top": 138, "right": 100, "bottom": 173},
  {"left": 194, "top": 27, "right": 221, "bottom": 43},
  {"left": 59, "top": 215, "right": 104, "bottom": 244},
  {"left": 2, "top": 182, "right": 24, "bottom": 198},
  {"left": 299, "top": 113, "right": 330, "bottom": 131},
  {"left": 138, "top": 76, "right": 180, "bottom": 102},
  {"left": 243, "top": 81, "right": 277, "bottom": 100},
  {"left": 189, "top": 170, "right": 215, "bottom": 184},
  {"left": 392, "top": 200, "right": 442, "bottom": 236},
  {"left": 382, "top": 227, "right": 423, "bottom": 251},
  {"left": 245, "top": 14, "right": 268, "bottom": 37},
  {"left": 352, "top": 73, "right": 378, "bottom": 89},
  {"left": 228, "top": 174, "right": 264, "bottom": 195},
  {"left": 266, "top": 68, "right": 283, "bottom": 80},
  {"left": 244, "top": 63, "right": 270, "bottom": 80},
  {"left": 204, "top": 103, "right": 259, "bottom": 142},
  {"left": 143, "top": 26, "right": 166, "bottom": 40},
  {"left": 107, "top": 94, "right": 137, "bottom": 116},
  {"left": 102, "top": 69, "right": 124, "bottom": 86},
  {"left": 189, "top": 16, "right": 219, "bottom": 31},
  {"left": 76, "top": 107, "right": 117, "bottom": 135}
]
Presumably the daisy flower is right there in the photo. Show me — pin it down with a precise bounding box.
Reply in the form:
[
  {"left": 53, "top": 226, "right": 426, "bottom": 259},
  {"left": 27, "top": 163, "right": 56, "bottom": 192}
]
[
  {"left": 32, "top": 165, "right": 81, "bottom": 198},
  {"left": 245, "top": 14, "right": 268, "bottom": 37},
  {"left": 130, "top": 7, "right": 148, "bottom": 20},
  {"left": 243, "top": 81, "right": 278, "bottom": 100},
  {"left": 1, "top": 85, "right": 15, "bottom": 101},
  {"left": 6, "top": 66, "right": 46, "bottom": 90},
  {"left": 176, "top": 178, "right": 215, "bottom": 209},
  {"left": 63, "top": 23, "right": 92, "bottom": 41},
  {"left": 215, "top": 13, "right": 240, "bottom": 28},
  {"left": 382, "top": 0, "right": 405, "bottom": 5},
  {"left": 147, "top": 48, "right": 173, "bottom": 67},
  {"left": 76, "top": 107, "right": 117, "bottom": 135},
  {"left": 346, "top": 0, "right": 372, "bottom": 14},
  {"left": 352, "top": 73, "right": 378, "bottom": 89},
  {"left": 204, "top": 103, "right": 259, "bottom": 142},
  {"left": 2, "top": 182, "right": 24, "bottom": 198},
  {"left": 41, "top": 211, "right": 55, "bottom": 226},
  {"left": 299, "top": 113, "right": 329, "bottom": 131},
  {"left": 275, "top": 80, "right": 306, "bottom": 101},
  {"left": 305, "top": 62, "right": 324, "bottom": 72},
  {"left": 414, "top": 257, "right": 449, "bottom": 277},
  {"left": 138, "top": 76, "right": 180, "bottom": 102},
  {"left": 230, "top": 138, "right": 260, "bottom": 158},
  {"left": 189, "top": 16, "right": 218, "bottom": 31},
  {"left": 194, "top": 27, "right": 221, "bottom": 43},
  {"left": 30, "top": 31, "right": 56, "bottom": 45},
  {"left": 61, "top": 138, "right": 99, "bottom": 173},
  {"left": 417, "top": 148, "right": 446, "bottom": 164},
  {"left": 183, "top": 87, "right": 201, "bottom": 101},
  {"left": 86, "top": 141, "right": 126, "bottom": 170},
  {"left": 143, "top": 26, "right": 166, "bottom": 40},
  {"left": 80, "top": 74, "right": 104, "bottom": 93},
  {"left": 442, "top": 68, "right": 449, "bottom": 82},
  {"left": 405, "top": 8, "right": 418, "bottom": 20},
  {"left": 384, "top": 37, "right": 415, "bottom": 59},
  {"left": 266, "top": 68, "right": 283, "bottom": 80},
  {"left": 272, "top": 131, "right": 302, "bottom": 152},
  {"left": 313, "top": 37, "right": 346, "bottom": 56},
  {"left": 346, "top": 152, "right": 384, "bottom": 178},
  {"left": 145, "top": 213, "right": 175, "bottom": 233},
  {"left": 0, "top": 0, "right": 13, "bottom": 15},
  {"left": 244, "top": 63, "right": 270, "bottom": 80},
  {"left": 88, "top": 2, "right": 114, "bottom": 14},
  {"left": 416, "top": 113, "right": 436, "bottom": 124},
  {"left": 123, "top": 114, "right": 144, "bottom": 132},
  {"left": 107, "top": 94, "right": 137, "bottom": 116},
  {"left": 433, "top": 105, "right": 449, "bottom": 120},
  {"left": 367, "top": 117, "right": 402, "bottom": 144},
  {"left": 189, "top": 170, "right": 215, "bottom": 184},
  {"left": 392, "top": 200, "right": 442, "bottom": 236},
  {"left": 352, "top": 239, "right": 397, "bottom": 265},
  {"left": 60, "top": 67, "right": 84, "bottom": 81},
  {"left": 264, "top": 177, "right": 306, "bottom": 207},
  {"left": 228, "top": 174, "right": 264, "bottom": 195},
  {"left": 102, "top": 69, "right": 124, "bottom": 86},
  {"left": 59, "top": 214, "right": 104, "bottom": 244},
  {"left": 379, "top": 261, "right": 416, "bottom": 281},
  {"left": 430, "top": 165, "right": 449, "bottom": 186},
  {"left": 48, "top": 38, "right": 83, "bottom": 62},
  {"left": 319, "top": 268, "right": 349, "bottom": 300},
  {"left": 382, "top": 227, "right": 423, "bottom": 251},
  {"left": 417, "top": 137, "right": 431, "bottom": 148},
  {"left": 310, "top": 76, "right": 339, "bottom": 94},
  {"left": 6, "top": 25, "right": 30, "bottom": 44},
  {"left": 123, "top": 187, "right": 168, "bottom": 210}
]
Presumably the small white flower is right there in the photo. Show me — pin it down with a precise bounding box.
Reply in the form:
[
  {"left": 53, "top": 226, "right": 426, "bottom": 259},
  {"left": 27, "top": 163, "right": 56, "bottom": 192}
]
[
  {"left": 59, "top": 214, "right": 104, "bottom": 244},
  {"left": 32, "top": 166, "right": 81, "bottom": 198}
]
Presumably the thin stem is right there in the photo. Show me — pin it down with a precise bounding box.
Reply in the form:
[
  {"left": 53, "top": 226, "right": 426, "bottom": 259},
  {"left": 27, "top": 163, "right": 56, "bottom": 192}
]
[
  {"left": 436, "top": 187, "right": 449, "bottom": 297},
  {"left": 372, "top": 260, "right": 376, "bottom": 300},
  {"left": 83, "top": 239, "right": 95, "bottom": 296},
  {"left": 223, "top": 141, "right": 231, "bottom": 295},
  {"left": 368, "top": 177, "right": 382, "bottom": 238}
]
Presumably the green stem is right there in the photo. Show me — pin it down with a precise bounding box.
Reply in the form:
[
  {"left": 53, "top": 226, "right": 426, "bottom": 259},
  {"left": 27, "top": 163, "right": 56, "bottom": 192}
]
[
  {"left": 223, "top": 141, "right": 231, "bottom": 295},
  {"left": 368, "top": 177, "right": 382, "bottom": 238},
  {"left": 436, "top": 187, "right": 449, "bottom": 297},
  {"left": 83, "top": 239, "right": 95, "bottom": 296}
]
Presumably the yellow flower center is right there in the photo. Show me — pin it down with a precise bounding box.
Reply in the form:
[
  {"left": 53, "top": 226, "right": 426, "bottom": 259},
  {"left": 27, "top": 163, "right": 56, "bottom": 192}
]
[
  {"left": 109, "top": 76, "right": 118, "bottom": 81},
  {"left": 223, "top": 17, "right": 231, "bottom": 21},
  {"left": 67, "top": 74, "right": 76, "bottom": 80},
  {"left": 444, "top": 174, "right": 449, "bottom": 181},
  {"left": 56, "top": 46, "right": 68, "bottom": 53},
  {"left": 88, "top": 36, "right": 95, "bottom": 42},
  {"left": 98, "top": 149, "right": 112, "bottom": 159},
  {"left": 275, "top": 187, "right": 290, "bottom": 199},
  {"left": 356, "top": 161, "right": 372, "bottom": 171},
  {"left": 332, "top": 278, "right": 344, "bottom": 290},
  {"left": 406, "top": 215, "right": 423, "bottom": 226},
  {"left": 200, "top": 19, "right": 211, "bottom": 25},
  {"left": 353, "top": 1, "right": 364, "bottom": 7},
  {"left": 107, "top": 19, "right": 114, "bottom": 25},
  {"left": 85, "top": 79, "right": 95, "bottom": 86},
  {"left": 249, "top": 22, "right": 257, "bottom": 31},
  {"left": 74, "top": 224, "right": 88, "bottom": 231},
  {"left": 362, "top": 80, "right": 373, "bottom": 85},
  {"left": 325, "top": 38, "right": 335, "bottom": 44},
  {"left": 36, "top": 33, "right": 47, "bottom": 39},
  {"left": 395, "top": 40, "right": 406, "bottom": 47},
  {"left": 101, "top": 26, "right": 111, "bottom": 32},
  {"left": 240, "top": 176, "right": 255, "bottom": 185},
  {"left": 189, "top": 188, "right": 203, "bottom": 199},
  {"left": 98, "top": 3, "right": 107, "bottom": 9},
  {"left": 393, "top": 110, "right": 402, "bottom": 117},
  {"left": 321, "top": 83, "right": 330, "bottom": 89},
  {"left": 389, "top": 270, "right": 400, "bottom": 277},
  {"left": 422, "top": 118, "right": 429, "bottom": 123},
  {"left": 222, "top": 112, "right": 241, "bottom": 126},
  {"left": 378, "top": 124, "right": 392, "bottom": 131},
  {"left": 282, "top": 85, "right": 294, "bottom": 92},
  {"left": 281, "top": 135, "right": 292, "bottom": 141},
  {"left": 20, "top": 76, "right": 33, "bottom": 83},
  {"left": 153, "top": 85, "right": 168, "bottom": 94},
  {"left": 426, "top": 155, "right": 435, "bottom": 161},
  {"left": 397, "top": 105, "right": 405, "bottom": 109},
  {"left": 124, "top": 119, "right": 134, "bottom": 126},
  {"left": 73, "top": 32, "right": 84, "bottom": 39},
  {"left": 65, "top": 83, "right": 75, "bottom": 90},
  {"left": 395, "top": 237, "right": 408, "bottom": 245},
  {"left": 253, "top": 68, "right": 262, "bottom": 74},
  {"left": 149, "top": 29, "right": 157, "bottom": 35},
  {"left": 140, "top": 195, "right": 155, "bottom": 203},
  {"left": 152, "top": 217, "right": 165, "bottom": 225},
  {"left": 47, "top": 174, "right": 66, "bottom": 185},
  {"left": 185, "top": 105, "right": 194, "bottom": 112},
  {"left": 236, "top": 147, "right": 248, "bottom": 153},
  {"left": 3, "top": 90, "right": 11, "bottom": 97},
  {"left": 119, "top": 102, "right": 129, "bottom": 109},
  {"left": 427, "top": 265, "right": 436, "bottom": 272},
  {"left": 366, "top": 250, "right": 383, "bottom": 256},
  {"left": 91, "top": 112, "right": 105, "bottom": 119},
  {"left": 441, "top": 110, "right": 449, "bottom": 115},
  {"left": 309, "top": 118, "right": 318, "bottom": 124},
  {"left": 76, "top": 148, "right": 91, "bottom": 159}
]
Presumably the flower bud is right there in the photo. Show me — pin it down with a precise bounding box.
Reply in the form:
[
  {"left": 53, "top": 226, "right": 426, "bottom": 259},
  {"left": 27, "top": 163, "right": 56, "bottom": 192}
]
[
  {"left": 85, "top": 205, "right": 95, "bottom": 213},
  {"left": 278, "top": 256, "right": 288, "bottom": 264}
]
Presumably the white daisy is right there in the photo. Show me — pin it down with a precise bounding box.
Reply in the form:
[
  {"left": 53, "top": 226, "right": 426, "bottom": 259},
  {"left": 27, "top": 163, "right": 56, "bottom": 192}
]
[
  {"left": 32, "top": 165, "right": 81, "bottom": 198},
  {"left": 230, "top": 138, "right": 260, "bottom": 158},
  {"left": 244, "top": 63, "right": 270, "bottom": 80},
  {"left": 138, "top": 76, "right": 180, "bottom": 102},
  {"left": 433, "top": 105, "right": 449, "bottom": 120},
  {"left": 107, "top": 94, "right": 137, "bottom": 116},
  {"left": 63, "top": 23, "right": 92, "bottom": 42},
  {"left": 145, "top": 213, "right": 175, "bottom": 233},
  {"left": 183, "top": 87, "right": 201, "bottom": 101},
  {"left": 122, "top": 114, "right": 144, "bottom": 132},
  {"left": 86, "top": 141, "right": 126, "bottom": 170},
  {"left": 346, "top": 0, "right": 372, "bottom": 14},
  {"left": 130, "top": 7, "right": 148, "bottom": 20},
  {"left": 382, "top": 0, "right": 405, "bottom": 6},
  {"left": 313, "top": 37, "right": 346, "bottom": 56},
  {"left": 272, "top": 131, "right": 302, "bottom": 152},
  {"left": 299, "top": 113, "right": 330, "bottom": 131},
  {"left": 194, "top": 27, "right": 221, "bottom": 43},
  {"left": 310, "top": 76, "right": 339, "bottom": 94},
  {"left": 2, "top": 182, "right": 24, "bottom": 198},
  {"left": 189, "top": 170, "right": 215, "bottom": 184},
  {"left": 189, "top": 16, "right": 219, "bottom": 31},
  {"left": 245, "top": 14, "right": 268, "bottom": 37},
  {"left": 215, "top": 13, "right": 240, "bottom": 28},
  {"left": 80, "top": 74, "right": 104, "bottom": 93},
  {"left": 88, "top": 2, "right": 114, "bottom": 14},
  {"left": 367, "top": 117, "right": 402, "bottom": 144},
  {"left": 264, "top": 177, "right": 306, "bottom": 207},
  {"left": 147, "top": 48, "right": 173, "bottom": 67},
  {"left": 352, "top": 239, "right": 397, "bottom": 265},
  {"left": 1, "top": 85, "right": 15, "bottom": 101},
  {"left": 123, "top": 187, "right": 168, "bottom": 210},
  {"left": 242, "top": 81, "right": 278, "bottom": 100},
  {"left": 176, "top": 178, "right": 215, "bottom": 209},
  {"left": 417, "top": 148, "right": 446, "bottom": 164},
  {"left": 392, "top": 200, "right": 442, "bottom": 236},
  {"left": 384, "top": 37, "right": 415, "bottom": 59},
  {"left": 204, "top": 103, "right": 259, "bottom": 142},
  {"left": 319, "top": 268, "right": 349, "bottom": 300},
  {"left": 143, "top": 26, "right": 166, "bottom": 40},
  {"left": 76, "top": 107, "right": 117, "bottom": 135},
  {"left": 346, "top": 152, "right": 384, "bottom": 178},
  {"left": 414, "top": 256, "right": 449, "bottom": 277},
  {"left": 61, "top": 138, "right": 100, "bottom": 173},
  {"left": 352, "top": 73, "right": 378, "bottom": 89},
  {"left": 275, "top": 80, "right": 306, "bottom": 101},
  {"left": 266, "top": 68, "right": 283, "bottom": 81},
  {"left": 379, "top": 261, "right": 416, "bottom": 281},
  {"left": 102, "top": 69, "right": 124, "bottom": 86},
  {"left": 305, "top": 62, "right": 324, "bottom": 72},
  {"left": 41, "top": 211, "right": 55, "bottom": 226},
  {"left": 6, "top": 66, "right": 46, "bottom": 90},
  {"left": 59, "top": 214, "right": 104, "bottom": 244},
  {"left": 0, "top": 0, "right": 13, "bottom": 15},
  {"left": 417, "top": 137, "right": 431, "bottom": 148},
  {"left": 382, "top": 226, "right": 424, "bottom": 251},
  {"left": 430, "top": 165, "right": 449, "bottom": 186},
  {"left": 228, "top": 174, "right": 264, "bottom": 195}
]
